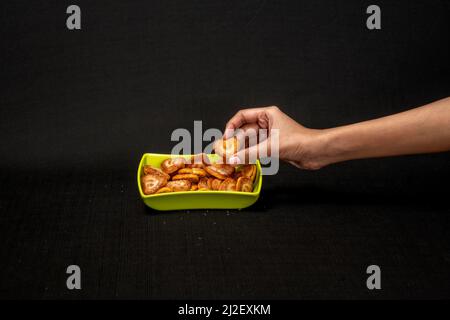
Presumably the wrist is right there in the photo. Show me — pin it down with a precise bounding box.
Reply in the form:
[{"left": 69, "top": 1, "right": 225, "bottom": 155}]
[
  {"left": 286, "top": 128, "right": 334, "bottom": 170},
  {"left": 303, "top": 128, "right": 346, "bottom": 169},
  {"left": 284, "top": 126, "right": 352, "bottom": 170}
]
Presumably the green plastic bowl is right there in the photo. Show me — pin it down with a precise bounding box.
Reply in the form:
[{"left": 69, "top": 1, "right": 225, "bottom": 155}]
[{"left": 137, "top": 153, "right": 262, "bottom": 211}]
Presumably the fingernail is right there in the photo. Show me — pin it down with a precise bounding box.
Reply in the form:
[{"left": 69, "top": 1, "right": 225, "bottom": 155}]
[{"left": 224, "top": 128, "right": 234, "bottom": 139}]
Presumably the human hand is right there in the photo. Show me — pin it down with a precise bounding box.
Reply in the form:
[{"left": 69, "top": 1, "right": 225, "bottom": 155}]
[
  {"left": 217, "top": 98, "right": 450, "bottom": 170},
  {"left": 220, "top": 106, "right": 326, "bottom": 170}
]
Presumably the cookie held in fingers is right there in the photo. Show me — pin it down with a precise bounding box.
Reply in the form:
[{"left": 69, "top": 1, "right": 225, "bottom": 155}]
[
  {"left": 236, "top": 177, "right": 253, "bottom": 192},
  {"left": 160, "top": 157, "right": 186, "bottom": 174},
  {"left": 141, "top": 174, "right": 168, "bottom": 195},
  {"left": 214, "top": 137, "right": 239, "bottom": 162},
  {"left": 167, "top": 180, "right": 191, "bottom": 192}
]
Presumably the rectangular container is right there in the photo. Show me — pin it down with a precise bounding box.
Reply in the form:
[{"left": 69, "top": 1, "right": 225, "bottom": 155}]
[{"left": 137, "top": 153, "right": 262, "bottom": 211}]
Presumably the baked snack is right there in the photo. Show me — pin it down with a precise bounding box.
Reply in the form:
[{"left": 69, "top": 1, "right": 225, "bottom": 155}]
[
  {"left": 141, "top": 157, "right": 256, "bottom": 195},
  {"left": 236, "top": 177, "right": 253, "bottom": 192},
  {"left": 143, "top": 165, "right": 170, "bottom": 180},
  {"left": 185, "top": 153, "right": 211, "bottom": 168},
  {"left": 160, "top": 157, "right": 186, "bottom": 174},
  {"left": 204, "top": 164, "right": 234, "bottom": 180},
  {"left": 178, "top": 167, "right": 207, "bottom": 177},
  {"left": 210, "top": 178, "right": 222, "bottom": 190},
  {"left": 198, "top": 177, "right": 210, "bottom": 190},
  {"left": 156, "top": 187, "right": 172, "bottom": 194},
  {"left": 236, "top": 164, "right": 257, "bottom": 182},
  {"left": 218, "top": 178, "right": 237, "bottom": 191},
  {"left": 166, "top": 180, "right": 191, "bottom": 192},
  {"left": 214, "top": 137, "right": 239, "bottom": 162},
  {"left": 141, "top": 173, "right": 168, "bottom": 195},
  {"left": 172, "top": 173, "right": 200, "bottom": 183}
]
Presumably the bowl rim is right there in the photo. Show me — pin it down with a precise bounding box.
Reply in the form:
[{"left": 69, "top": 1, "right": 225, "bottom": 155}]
[{"left": 137, "top": 153, "right": 263, "bottom": 198}]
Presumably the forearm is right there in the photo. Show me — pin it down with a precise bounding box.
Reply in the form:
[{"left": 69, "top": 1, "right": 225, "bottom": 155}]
[{"left": 315, "top": 97, "right": 450, "bottom": 167}]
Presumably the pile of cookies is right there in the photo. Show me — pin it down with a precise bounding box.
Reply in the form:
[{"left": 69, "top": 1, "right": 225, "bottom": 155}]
[{"left": 141, "top": 155, "right": 257, "bottom": 195}]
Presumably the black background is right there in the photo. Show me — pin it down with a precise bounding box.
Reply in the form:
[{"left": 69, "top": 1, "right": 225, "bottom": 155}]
[{"left": 0, "top": 0, "right": 449, "bottom": 299}]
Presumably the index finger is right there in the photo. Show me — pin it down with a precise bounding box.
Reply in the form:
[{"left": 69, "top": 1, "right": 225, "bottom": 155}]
[{"left": 224, "top": 107, "right": 268, "bottom": 138}]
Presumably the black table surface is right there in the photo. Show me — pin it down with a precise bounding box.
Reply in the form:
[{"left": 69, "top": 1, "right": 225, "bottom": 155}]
[
  {"left": 0, "top": 0, "right": 449, "bottom": 299},
  {"left": 1, "top": 156, "right": 449, "bottom": 299}
]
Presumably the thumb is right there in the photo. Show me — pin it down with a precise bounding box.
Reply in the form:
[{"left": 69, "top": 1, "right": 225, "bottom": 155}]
[{"left": 229, "top": 139, "right": 271, "bottom": 164}]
